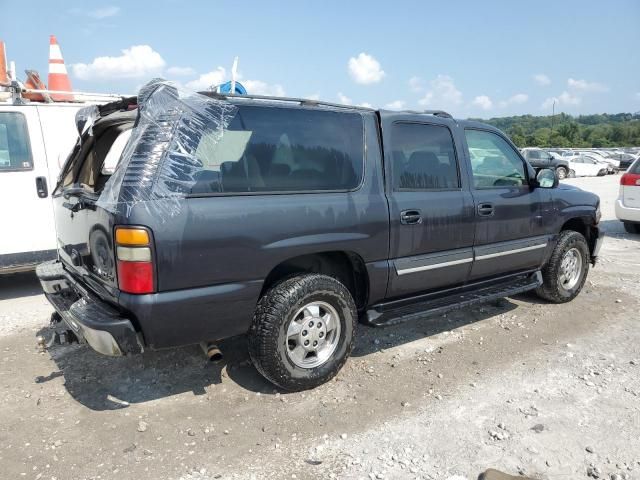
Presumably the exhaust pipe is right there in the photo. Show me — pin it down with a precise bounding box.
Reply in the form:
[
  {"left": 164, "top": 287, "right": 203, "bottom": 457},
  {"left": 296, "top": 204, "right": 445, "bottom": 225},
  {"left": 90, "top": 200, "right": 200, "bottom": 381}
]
[{"left": 200, "top": 342, "right": 223, "bottom": 362}]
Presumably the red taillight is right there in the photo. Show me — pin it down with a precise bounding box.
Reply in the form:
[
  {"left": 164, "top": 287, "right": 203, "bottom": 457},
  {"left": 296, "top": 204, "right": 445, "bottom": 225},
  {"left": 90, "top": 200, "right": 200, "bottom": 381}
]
[
  {"left": 621, "top": 173, "right": 640, "bottom": 186},
  {"left": 117, "top": 261, "right": 154, "bottom": 294},
  {"left": 114, "top": 227, "right": 155, "bottom": 294}
]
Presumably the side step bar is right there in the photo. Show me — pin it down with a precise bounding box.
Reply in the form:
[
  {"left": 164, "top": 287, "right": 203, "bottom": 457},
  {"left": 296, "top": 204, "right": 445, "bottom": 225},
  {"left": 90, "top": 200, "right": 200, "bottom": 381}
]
[{"left": 366, "top": 271, "right": 542, "bottom": 327}]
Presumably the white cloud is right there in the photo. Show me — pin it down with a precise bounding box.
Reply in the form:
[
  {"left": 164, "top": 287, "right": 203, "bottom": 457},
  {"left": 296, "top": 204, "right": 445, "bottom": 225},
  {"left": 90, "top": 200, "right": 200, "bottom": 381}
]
[
  {"left": 359, "top": 102, "right": 373, "bottom": 108},
  {"left": 337, "top": 92, "right": 352, "bottom": 105},
  {"left": 88, "top": 6, "right": 120, "bottom": 19},
  {"left": 533, "top": 74, "right": 551, "bottom": 86},
  {"left": 498, "top": 93, "right": 529, "bottom": 108},
  {"left": 567, "top": 78, "right": 608, "bottom": 93},
  {"left": 166, "top": 66, "right": 196, "bottom": 77},
  {"left": 185, "top": 68, "right": 226, "bottom": 90},
  {"left": 348, "top": 53, "right": 385, "bottom": 85},
  {"left": 472, "top": 95, "right": 493, "bottom": 110},
  {"left": 241, "top": 80, "right": 285, "bottom": 97},
  {"left": 540, "top": 78, "right": 607, "bottom": 110},
  {"left": 408, "top": 76, "right": 424, "bottom": 92},
  {"left": 72, "top": 45, "right": 166, "bottom": 80},
  {"left": 507, "top": 93, "right": 528, "bottom": 104},
  {"left": 183, "top": 68, "right": 285, "bottom": 95},
  {"left": 385, "top": 100, "right": 406, "bottom": 110},
  {"left": 636, "top": 92, "right": 640, "bottom": 101},
  {"left": 541, "top": 91, "right": 581, "bottom": 110},
  {"left": 418, "top": 75, "right": 463, "bottom": 108},
  {"left": 306, "top": 93, "right": 321, "bottom": 101}
]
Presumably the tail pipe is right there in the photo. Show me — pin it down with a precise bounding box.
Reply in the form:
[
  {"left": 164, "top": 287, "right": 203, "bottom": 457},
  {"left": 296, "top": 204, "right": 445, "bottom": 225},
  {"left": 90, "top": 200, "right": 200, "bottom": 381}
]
[{"left": 200, "top": 342, "right": 223, "bottom": 362}]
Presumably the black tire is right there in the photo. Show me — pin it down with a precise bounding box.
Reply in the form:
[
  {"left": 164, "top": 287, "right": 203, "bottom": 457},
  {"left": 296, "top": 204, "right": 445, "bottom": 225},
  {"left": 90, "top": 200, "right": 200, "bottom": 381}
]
[
  {"left": 568, "top": 169, "right": 576, "bottom": 178},
  {"left": 248, "top": 274, "right": 357, "bottom": 391},
  {"left": 623, "top": 222, "right": 640, "bottom": 234},
  {"left": 535, "top": 230, "right": 590, "bottom": 303},
  {"left": 556, "top": 167, "right": 568, "bottom": 180}
]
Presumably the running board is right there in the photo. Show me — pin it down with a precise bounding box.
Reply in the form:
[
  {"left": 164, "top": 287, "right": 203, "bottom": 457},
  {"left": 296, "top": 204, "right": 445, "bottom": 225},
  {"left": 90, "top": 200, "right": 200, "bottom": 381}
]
[{"left": 366, "top": 271, "right": 542, "bottom": 327}]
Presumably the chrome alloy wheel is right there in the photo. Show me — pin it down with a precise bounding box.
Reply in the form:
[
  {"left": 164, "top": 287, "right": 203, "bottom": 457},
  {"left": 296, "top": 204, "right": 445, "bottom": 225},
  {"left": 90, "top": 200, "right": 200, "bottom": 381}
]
[
  {"left": 558, "top": 247, "right": 582, "bottom": 290},
  {"left": 285, "top": 301, "right": 341, "bottom": 369}
]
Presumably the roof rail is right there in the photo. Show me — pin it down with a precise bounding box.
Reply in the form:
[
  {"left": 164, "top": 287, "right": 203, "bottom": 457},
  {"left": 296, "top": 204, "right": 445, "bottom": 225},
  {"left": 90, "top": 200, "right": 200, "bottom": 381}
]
[
  {"left": 200, "top": 91, "right": 376, "bottom": 112},
  {"left": 397, "top": 109, "right": 453, "bottom": 119}
]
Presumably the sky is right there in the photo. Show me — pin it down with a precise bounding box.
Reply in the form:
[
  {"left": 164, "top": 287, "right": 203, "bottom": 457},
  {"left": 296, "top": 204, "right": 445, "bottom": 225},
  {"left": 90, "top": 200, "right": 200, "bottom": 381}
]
[{"left": 2, "top": 0, "right": 640, "bottom": 118}]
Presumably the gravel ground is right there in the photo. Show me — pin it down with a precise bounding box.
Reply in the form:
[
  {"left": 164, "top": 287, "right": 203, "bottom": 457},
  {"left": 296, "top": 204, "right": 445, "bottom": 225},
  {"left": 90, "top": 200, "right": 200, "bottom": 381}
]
[{"left": 1, "top": 174, "right": 639, "bottom": 480}]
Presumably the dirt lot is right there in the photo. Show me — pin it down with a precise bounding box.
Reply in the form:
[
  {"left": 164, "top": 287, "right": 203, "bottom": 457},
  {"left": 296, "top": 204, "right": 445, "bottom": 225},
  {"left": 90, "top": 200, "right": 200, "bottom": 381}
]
[{"left": 1, "top": 175, "right": 639, "bottom": 480}]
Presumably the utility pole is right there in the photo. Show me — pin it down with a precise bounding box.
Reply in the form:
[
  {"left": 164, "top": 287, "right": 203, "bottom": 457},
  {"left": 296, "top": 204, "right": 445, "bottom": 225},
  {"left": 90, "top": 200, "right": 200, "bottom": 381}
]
[{"left": 550, "top": 100, "right": 556, "bottom": 146}]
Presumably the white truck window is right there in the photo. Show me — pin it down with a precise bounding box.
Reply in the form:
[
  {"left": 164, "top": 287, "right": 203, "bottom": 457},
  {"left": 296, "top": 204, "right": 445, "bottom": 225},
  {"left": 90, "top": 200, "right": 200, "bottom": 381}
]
[
  {"left": 101, "top": 129, "right": 132, "bottom": 175},
  {"left": 0, "top": 112, "right": 33, "bottom": 171}
]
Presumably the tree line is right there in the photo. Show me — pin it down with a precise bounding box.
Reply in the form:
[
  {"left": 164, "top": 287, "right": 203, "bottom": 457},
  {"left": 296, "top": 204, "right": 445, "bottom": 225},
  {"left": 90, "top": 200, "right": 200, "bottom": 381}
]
[{"left": 471, "top": 112, "right": 640, "bottom": 148}]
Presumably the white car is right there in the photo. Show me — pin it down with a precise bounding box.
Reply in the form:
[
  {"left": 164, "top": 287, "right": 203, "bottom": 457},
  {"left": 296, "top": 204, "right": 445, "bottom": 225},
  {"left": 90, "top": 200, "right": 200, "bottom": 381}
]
[
  {"left": 615, "top": 158, "right": 640, "bottom": 234},
  {"left": 567, "top": 155, "right": 607, "bottom": 177},
  {"left": 578, "top": 151, "right": 620, "bottom": 172}
]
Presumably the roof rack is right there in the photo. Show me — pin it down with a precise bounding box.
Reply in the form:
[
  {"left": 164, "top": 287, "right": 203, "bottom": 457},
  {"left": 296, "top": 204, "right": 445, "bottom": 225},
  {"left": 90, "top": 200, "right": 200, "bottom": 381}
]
[
  {"left": 1, "top": 81, "right": 128, "bottom": 105},
  {"left": 201, "top": 91, "right": 376, "bottom": 112}
]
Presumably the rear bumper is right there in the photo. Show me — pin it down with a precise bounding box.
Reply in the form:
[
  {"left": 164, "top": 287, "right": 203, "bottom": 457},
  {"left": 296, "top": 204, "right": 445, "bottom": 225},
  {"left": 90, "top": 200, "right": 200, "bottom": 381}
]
[
  {"left": 36, "top": 261, "right": 143, "bottom": 356},
  {"left": 615, "top": 199, "right": 640, "bottom": 223}
]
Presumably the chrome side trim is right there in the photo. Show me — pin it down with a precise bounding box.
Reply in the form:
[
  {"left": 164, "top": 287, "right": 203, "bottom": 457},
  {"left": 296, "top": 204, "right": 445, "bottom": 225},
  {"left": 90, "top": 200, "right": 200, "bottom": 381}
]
[
  {"left": 475, "top": 242, "right": 547, "bottom": 261},
  {"left": 396, "top": 257, "right": 473, "bottom": 275}
]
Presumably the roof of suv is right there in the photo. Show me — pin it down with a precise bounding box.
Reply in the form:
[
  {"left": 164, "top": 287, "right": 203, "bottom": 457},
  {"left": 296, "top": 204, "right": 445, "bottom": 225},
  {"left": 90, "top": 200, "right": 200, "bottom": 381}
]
[{"left": 201, "top": 91, "right": 459, "bottom": 120}]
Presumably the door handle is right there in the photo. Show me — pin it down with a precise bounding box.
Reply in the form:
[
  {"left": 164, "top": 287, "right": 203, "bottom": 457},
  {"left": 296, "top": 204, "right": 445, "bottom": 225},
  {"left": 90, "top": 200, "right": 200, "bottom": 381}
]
[
  {"left": 400, "top": 209, "right": 422, "bottom": 225},
  {"left": 35, "top": 176, "right": 48, "bottom": 198},
  {"left": 477, "top": 203, "right": 494, "bottom": 216}
]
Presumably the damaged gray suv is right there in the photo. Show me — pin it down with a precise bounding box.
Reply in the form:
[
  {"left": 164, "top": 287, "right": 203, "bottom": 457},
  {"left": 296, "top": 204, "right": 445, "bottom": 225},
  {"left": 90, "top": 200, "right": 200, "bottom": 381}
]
[{"left": 37, "top": 80, "right": 603, "bottom": 390}]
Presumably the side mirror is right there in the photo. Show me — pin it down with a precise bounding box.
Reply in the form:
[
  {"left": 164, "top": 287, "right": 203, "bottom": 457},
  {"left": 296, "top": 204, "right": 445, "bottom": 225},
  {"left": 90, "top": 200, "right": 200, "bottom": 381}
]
[{"left": 535, "top": 168, "right": 558, "bottom": 189}]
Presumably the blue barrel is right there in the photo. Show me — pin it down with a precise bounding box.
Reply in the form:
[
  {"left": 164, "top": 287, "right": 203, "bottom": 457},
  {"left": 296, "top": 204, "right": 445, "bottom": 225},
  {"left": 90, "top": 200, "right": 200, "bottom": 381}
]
[{"left": 218, "top": 81, "right": 247, "bottom": 95}]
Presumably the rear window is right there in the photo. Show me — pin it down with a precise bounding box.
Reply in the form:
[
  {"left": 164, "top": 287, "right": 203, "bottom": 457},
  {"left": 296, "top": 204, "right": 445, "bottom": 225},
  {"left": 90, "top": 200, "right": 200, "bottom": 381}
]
[
  {"left": 630, "top": 159, "right": 640, "bottom": 174},
  {"left": 0, "top": 112, "right": 33, "bottom": 171},
  {"left": 190, "top": 106, "right": 364, "bottom": 194}
]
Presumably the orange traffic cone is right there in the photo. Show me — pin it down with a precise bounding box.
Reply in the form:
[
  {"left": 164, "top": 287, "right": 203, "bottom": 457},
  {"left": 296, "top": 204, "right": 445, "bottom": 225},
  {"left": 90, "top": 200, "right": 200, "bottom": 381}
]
[
  {"left": 23, "top": 70, "right": 48, "bottom": 102},
  {"left": 0, "top": 40, "right": 9, "bottom": 86},
  {"left": 48, "top": 35, "right": 73, "bottom": 101}
]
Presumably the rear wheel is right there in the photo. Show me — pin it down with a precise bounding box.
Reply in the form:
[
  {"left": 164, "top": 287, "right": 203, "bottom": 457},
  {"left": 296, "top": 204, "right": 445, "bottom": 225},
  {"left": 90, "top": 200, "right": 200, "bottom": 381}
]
[
  {"left": 248, "top": 274, "right": 356, "bottom": 391},
  {"left": 568, "top": 169, "right": 576, "bottom": 178},
  {"left": 556, "top": 167, "right": 568, "bottom": 180},
  {"left": 535, "top": 230, "right": 589, "bottom": 303},
  {"left": 623, "top": 222, "right": 640, "bottom": 234}
]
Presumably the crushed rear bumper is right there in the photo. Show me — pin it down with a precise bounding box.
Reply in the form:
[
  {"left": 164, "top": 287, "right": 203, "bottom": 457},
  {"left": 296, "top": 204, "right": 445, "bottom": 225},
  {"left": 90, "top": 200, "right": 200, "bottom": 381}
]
[{"left": 36, "top": 260, "right": 143, "bottom": 356}]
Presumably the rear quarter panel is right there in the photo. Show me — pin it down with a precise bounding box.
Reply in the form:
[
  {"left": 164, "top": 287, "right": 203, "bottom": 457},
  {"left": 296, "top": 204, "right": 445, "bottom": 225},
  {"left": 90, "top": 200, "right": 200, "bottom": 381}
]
[{"left": 123, "top": 113, "right": 390, "bottom": 348}]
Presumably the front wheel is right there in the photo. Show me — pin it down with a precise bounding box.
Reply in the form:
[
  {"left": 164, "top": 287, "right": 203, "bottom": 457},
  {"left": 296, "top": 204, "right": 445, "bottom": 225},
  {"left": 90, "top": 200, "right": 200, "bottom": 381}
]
[
  {"left": 248, "top": 274, "right": 356, "bottom": 391},
  {"left": 556, "top": 167, "right": 568, "bottom": 180},
  {"left": 568, "top": 169, "right": 576, "bottom": 178},
  {"left": 535, "top": 230, "right": 590, "bottom": 303}
]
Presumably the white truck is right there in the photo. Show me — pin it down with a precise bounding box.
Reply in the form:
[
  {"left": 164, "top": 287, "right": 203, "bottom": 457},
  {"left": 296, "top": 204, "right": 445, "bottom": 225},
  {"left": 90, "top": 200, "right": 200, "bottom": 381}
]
[{"left": 0, "top": 91, "right": 121, "bottom": 274}]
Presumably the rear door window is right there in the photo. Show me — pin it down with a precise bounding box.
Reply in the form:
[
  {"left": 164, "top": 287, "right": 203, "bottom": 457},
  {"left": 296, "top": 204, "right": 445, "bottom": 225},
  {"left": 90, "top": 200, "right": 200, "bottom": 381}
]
[
  {"left": 389, "top": 122, "right": 460, "bottom": 190},
  {"left": 0, "top": 112, "right": 33, "bottom": 171},
  {"left": 191, "top": 106, "right": 364, "bottom": 194}
]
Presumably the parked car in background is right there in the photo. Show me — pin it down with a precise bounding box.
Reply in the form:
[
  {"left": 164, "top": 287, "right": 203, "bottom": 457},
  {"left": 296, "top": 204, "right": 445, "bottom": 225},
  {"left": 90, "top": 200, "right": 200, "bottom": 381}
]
[
  {"left": 577, "top": 151, "right": 619, "bottom": 173},
  {"left": 567, "top": 155, "right": 607, "bottom": 177},
  {"left": 608, "top": 152, "right": 639, "bottom": 171},
  {"left": 616, "top": 158, "right": 640, "bottom": 233},
  {"left": 36, "top": 81, "right": 603, "bottom": 391},
  {"left": 520, "top": 147, "right": 570, "bottom": 179},
  {"left": 576, "top": 152, "right": 616, "bottom": 174}
]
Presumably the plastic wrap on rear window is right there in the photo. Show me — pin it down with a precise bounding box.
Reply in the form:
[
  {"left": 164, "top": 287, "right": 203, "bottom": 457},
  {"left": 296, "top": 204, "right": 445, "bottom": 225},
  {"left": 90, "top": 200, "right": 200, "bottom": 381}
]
[
  {"left": 75, "top": 105, "right": 100, "bottom": 137},
  {"left": 97, "top": 79, "right": 237, "bottom": 220}
]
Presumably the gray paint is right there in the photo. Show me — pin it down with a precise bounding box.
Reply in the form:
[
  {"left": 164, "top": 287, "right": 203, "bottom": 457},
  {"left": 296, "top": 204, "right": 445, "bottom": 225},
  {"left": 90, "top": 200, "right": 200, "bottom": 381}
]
[{"left": 48, "top": 100, "right": 601, "bottom": 350}]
